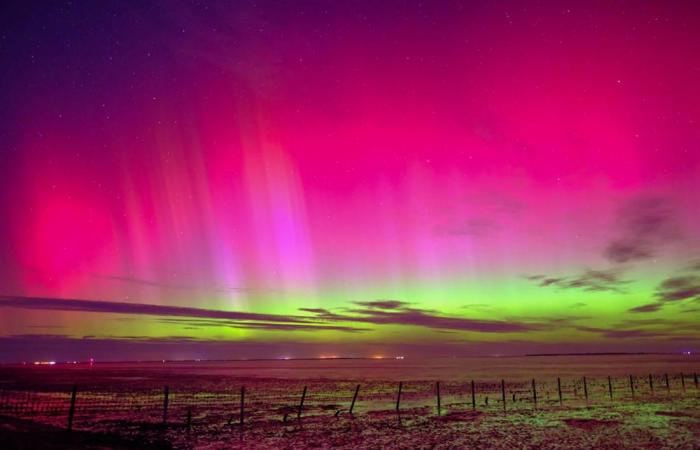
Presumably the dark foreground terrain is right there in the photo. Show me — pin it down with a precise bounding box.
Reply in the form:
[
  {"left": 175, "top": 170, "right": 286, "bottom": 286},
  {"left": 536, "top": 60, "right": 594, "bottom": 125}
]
[{"left": 0, "top": 357, "right": 698, "bottom": 449}]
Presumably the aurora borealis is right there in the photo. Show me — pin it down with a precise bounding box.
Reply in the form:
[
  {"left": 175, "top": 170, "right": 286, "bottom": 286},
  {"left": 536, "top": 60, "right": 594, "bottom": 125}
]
[{"left": 1, "top": 1, "right": 699, "bottom": 361}]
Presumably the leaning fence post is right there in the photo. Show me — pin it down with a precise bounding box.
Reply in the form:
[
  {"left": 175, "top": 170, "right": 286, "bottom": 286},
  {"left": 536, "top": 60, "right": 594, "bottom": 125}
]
[
  {"left": 471, "top": 380, "right": 476, "bottom": 411},
  {"left": 608, "top": 376, "right": 613, "bottom": 401},
  {"left": 531, "top": 379, "right": 537, "bottom": 409},
  {"left": 297, "top": 386, "right": 307, "bottom": 420},
  {"left": 557, "top": 377, "right": 563, "bottom": 406},
  {"left": 349, "top": 384, "right": 360, "bottom": 415},
  {"left": 240, "top": 386, "right": 245, "bottom": 428},
  {"left": 500, "top": 379, "right": 506, "bottom": 413},
  {"left": 583, "top": 377, "right": 588, "bottom": 403},
  {"left": 67, "top": 385, "right": 77, "bottom": 432},
  {"left": 395, "top": 381, "right": 403, "bottom": 412},
  {"left": 436, "top": 382, "right": 441, "bottom": 416},
  {"left": 162, "top": 385, "right": 169, "bottom": 425},
  {"left": 629, "top": 375, "right": 635, "bottom": 398},
  {"left": 649, "top": 374, "right": 654, "bottom": 395}
]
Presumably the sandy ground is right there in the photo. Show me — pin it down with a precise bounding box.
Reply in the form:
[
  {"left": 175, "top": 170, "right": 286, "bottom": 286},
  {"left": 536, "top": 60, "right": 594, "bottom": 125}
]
[
  {"left": 0, "top": 415, "right": 171, "bottom": 449},
  {"left": 2, "top": 397, "right": 699, "bottom": 449},
  {"left": 1, "top": 362, "right": 699, "bottom": 449},
  {"left": 124, "top": 398, "right": 700, "bottom": 449}
]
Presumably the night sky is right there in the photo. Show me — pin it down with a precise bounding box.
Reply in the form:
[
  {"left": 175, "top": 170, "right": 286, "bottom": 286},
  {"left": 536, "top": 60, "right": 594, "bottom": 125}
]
[{"left": 1, "top": 1, "right": 699, "bottom": 361}]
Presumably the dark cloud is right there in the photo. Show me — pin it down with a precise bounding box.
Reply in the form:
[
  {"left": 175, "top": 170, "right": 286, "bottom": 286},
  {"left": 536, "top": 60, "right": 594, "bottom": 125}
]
[
  {"left": 544, "top": 316, "right": 591, "bottom": 325},
  {"left": 604, "top": 197, "right": 678, "bottom": 263},
  {"left": 616, "top": 319, "right": 699, "bottom": 331},
  {"left": 526, "top": 268, "right": 627, "bottom": 293},
  {"left": 628, "top": 303, "right": 663, "bottom": 313},
  {"left": 353, "top": 300, "right": 408, "bottom": 310},
  {"left": 0, "top": 295, "right": 315, "bottom": 324},
  {"left": 617, "top": 318, "right": 670, "bottom": 326},
  {"left": 0, "top": 295, "right": 539, "bottom": 338},
  {"left": 156, "top": 317, "right": 369, "bottom": 333},
  {"left": 576, "top": 326, "right": 669, "bottom": 339},
  {"left": 540, "top": 277, "right": 565, "bottom": 287},
  {"left": 298, "top": 308, "right": 346, "bottom": 320},
  {"left": 298, "top": 308, "right": 330, "bottom": 314},
  {"left": 601, "top": 329, "right": 670, "bottom": 339},
  {"left": 655, "top": 275, "right": 700, "bottom": 302},
  {"left": 304, "top": 302, "right": 541, "bottom": 333},
  {"left": 604, "top": 240, "right": 653, "bottom": 263}
]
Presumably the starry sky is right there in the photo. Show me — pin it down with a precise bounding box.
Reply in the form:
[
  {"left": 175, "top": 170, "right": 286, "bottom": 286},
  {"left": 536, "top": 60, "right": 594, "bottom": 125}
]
[{"left": 1, "top": 1, "right": 700, "bottom": 361}]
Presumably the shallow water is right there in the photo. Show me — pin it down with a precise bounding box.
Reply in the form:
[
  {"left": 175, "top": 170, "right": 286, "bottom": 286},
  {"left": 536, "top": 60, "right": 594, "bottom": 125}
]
[{"left": 77, "top": 354, "right": 700, "bottom": 381}]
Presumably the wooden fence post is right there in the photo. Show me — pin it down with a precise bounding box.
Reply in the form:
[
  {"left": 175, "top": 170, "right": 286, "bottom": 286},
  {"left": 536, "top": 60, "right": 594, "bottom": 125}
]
[
  {"left": 695, "top": 372, "right": 698, "bottom": 390},
  {"left": 240, "top": 386, "right": 245, "bottom": 428},
  {"left": 608, "top": 376, "right": 613, "bottom": 401},
  {"left": 557, "top": 377, "right": 563, "bottom": 406},
  {"left": 531, "top": 379, "right": 537, "bottom": 409},
  {"left": 436, "top": 382, "right": 441, "bottom": 416},
  {"left": 186, "top": 406, "right": 192, "bottom": 431},
  {"left": 500, "top": 379, "right": 506, "bottom": 413},
  {"left": 680, "top": 373, "right": 686, "bottom": 392},
  {"left": 67, "top": 385, "right": 77, "bottom": 432},
  {"left": 470, "top": 380, "right": 476, "bottom": 411},
  {"left": 649, "top": 374, "right": 654, "bottom": 395},
  {"left": 395, "top": 382, "right": 402, "bottom": 412},
  {"left": 583, "top": 377, "right": 588, "bottom": 403},
  {"left": 664, "top": 373, "right": 670, "bottom": 394},
  {"left": 349, "top": 384, "right": 360, "bottom": 416},
  {"left": 629, "top": 375, "right": 635, "bottom": 398},
  {"left": 297, "top": 386, "right": 307, "bottom": 420},
  {"left": 162, "top": 385, "right": 169, "bottom": 425}
]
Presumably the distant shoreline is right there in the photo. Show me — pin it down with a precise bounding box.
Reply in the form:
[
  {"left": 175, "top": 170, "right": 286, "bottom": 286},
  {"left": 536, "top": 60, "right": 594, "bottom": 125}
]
[
  {"left": 1, "top": 352, "right": 690, "bottom": 366},
  {"left": 523, "top": 352, "right": 673, "bottom": 357}
]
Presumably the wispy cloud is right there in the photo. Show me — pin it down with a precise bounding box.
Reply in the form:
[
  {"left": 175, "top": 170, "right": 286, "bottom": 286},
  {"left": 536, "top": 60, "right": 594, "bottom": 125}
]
[
  {"left": 354, "top": 300, "right": 408, "bottom": 310},
  {"left": 0, "top": 295, "right": 541, "bottom": 337},
  {"left": 628, "top": 303, "right": 663, "bottom": 313},
  {"left": 604, "top": 197, "right": 678, "bottom": 263},
  {"left": 0, "top": 295, "right": 313, "bottom": 324},
  {"left": 526, "top": 268, "right": 627, "bottom": 293},
  {"left": 655, "top": 275, "right": 700, "bottom": 302},
  {"left": 576, "top": 326, "right": 670, "bottom": 339},
  {"left": 301, "top": 300, "right": 541, "bottom": 333},
  {"left": 156, "top": 317, "right": 368, "bottom": 332}
]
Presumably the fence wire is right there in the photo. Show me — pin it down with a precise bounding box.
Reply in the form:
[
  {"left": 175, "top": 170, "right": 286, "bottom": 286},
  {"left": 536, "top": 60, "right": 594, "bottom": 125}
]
[{"left": 0, "top": 372, "right": 697, "bottom": 434}]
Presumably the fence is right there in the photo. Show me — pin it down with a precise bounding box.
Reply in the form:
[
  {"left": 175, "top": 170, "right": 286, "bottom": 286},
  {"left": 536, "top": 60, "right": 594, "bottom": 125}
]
[{"left": 0, "top": 372, "right": 698, "bottom": 435}]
